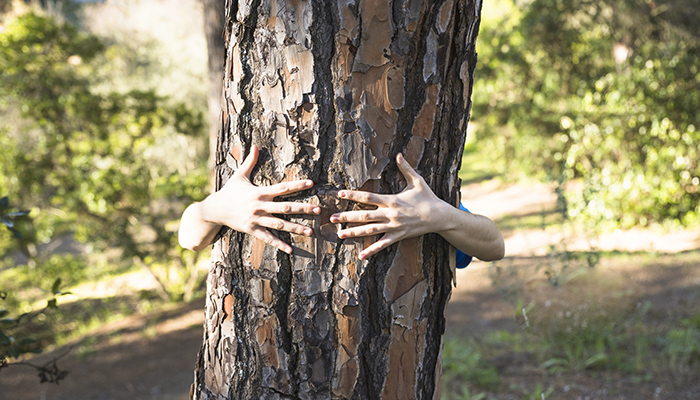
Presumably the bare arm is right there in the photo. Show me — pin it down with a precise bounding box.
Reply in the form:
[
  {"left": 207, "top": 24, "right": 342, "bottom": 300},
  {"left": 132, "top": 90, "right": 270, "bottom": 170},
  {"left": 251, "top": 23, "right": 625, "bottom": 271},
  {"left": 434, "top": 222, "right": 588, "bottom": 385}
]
[
  {"left": 329, "top": 153, "right": 505, "bottom": 261},
  {"left": 178, "top": 145, "right": 321, "bottom": 253}
]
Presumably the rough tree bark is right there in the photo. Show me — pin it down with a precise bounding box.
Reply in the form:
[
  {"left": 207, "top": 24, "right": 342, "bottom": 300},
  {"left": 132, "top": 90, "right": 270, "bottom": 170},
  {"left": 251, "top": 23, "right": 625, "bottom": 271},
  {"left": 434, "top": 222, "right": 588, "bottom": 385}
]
[{"left": 191, "top": 0, "right": 482, "bottom": 398}]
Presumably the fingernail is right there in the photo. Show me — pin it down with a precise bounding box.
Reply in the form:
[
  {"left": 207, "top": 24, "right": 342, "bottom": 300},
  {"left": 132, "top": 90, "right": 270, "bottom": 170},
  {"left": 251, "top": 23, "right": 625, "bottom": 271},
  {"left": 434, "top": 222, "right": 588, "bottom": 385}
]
[
  {"left": 305, "top": 180, "right": 313, "bottom": 187},
  {"left": 305, "top": 228, "right": 313, "bottom": 236},
  {"left": 359, "top": 253, "right": 366, "bottom": 260},
  {"left": 339, "top": 191, "right": 346, "bottom": 198},
  {"left": 330, "top": 214, "right": 338, "bottom": 222},
  {"left": 313, "top": 207, "right": 321, "bottom": 214},
  {"left": 338, "top": 232, "right": 346, "bottom": 239}
]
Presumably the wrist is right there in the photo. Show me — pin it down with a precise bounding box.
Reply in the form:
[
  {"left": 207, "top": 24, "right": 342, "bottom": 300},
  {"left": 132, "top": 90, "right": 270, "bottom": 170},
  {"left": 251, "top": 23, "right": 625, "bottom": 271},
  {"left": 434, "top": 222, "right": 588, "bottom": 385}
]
[
  {"left": 199, "top": 194, "right": 220, "bottom": 226},
  {"left": 431, "top": 197, "right": 462, "bottom": 236}
]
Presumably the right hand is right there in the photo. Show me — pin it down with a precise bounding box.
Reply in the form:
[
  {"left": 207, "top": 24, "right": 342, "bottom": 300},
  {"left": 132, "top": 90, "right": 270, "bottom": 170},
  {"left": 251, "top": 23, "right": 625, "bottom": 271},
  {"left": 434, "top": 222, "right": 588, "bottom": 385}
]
[{"left": 202, "top": 145, "right": 320, "bottom": 254}]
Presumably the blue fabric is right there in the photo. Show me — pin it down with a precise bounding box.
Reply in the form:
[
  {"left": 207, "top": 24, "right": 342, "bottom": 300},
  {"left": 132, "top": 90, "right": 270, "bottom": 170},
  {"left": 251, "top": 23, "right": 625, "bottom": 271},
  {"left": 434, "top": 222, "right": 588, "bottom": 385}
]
[{"left": 455, "top": 203, "right": 473, "bottom": 269}]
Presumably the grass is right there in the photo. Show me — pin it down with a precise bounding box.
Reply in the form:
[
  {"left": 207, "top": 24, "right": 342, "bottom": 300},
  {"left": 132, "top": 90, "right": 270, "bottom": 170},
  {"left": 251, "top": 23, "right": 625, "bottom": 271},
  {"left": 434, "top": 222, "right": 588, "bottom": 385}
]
[
  {"left": 440, "top": 249, "right": 700, "bottom": 399},
  {"left": 459, "top": 143, "right": 503, "bottom": 185},
  {"left": 448, "top": 144, "right": 700, "bottom": 397}
]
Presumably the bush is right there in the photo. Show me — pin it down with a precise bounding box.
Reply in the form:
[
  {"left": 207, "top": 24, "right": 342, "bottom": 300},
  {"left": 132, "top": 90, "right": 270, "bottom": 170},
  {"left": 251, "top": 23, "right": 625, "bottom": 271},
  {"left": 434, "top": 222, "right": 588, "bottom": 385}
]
[
  {"left": 0, "top": 12, "right": 208, "bottom": 299},
  {"left": 472, "top": 0, "right": 700, "bottom": 230}
]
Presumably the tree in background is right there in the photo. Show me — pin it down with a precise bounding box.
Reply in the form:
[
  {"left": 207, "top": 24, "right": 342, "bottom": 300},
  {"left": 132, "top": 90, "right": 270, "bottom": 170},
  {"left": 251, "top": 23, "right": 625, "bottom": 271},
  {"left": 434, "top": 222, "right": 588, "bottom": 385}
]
[
  {"left": 472, "top": 0, "right": 700, "bottom": 231},
  {"left": 202, "top": 0, "right": 226, "bottom": 187},
  {"left": 0, "top": 12, "right": 208, "bottom": 300},
  {"left": 190, "top": 0, "right": 482, "bottom": 398}
]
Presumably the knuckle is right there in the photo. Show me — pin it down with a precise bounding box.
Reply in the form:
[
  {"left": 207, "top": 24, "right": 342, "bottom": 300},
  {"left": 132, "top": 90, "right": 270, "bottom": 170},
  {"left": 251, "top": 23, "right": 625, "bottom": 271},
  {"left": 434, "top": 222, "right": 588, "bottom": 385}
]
[
  {"left": 272, "top": 220, "right": 284, "bottom": 230},
  {"left": 252, "top": 202, "right": 266, "bottom": 214},
  {"left": 244, "top": 218, "right": 257, "bottom": 230},
  {"left": 281, "top": 204, "right": 292, "bottom": 213}
]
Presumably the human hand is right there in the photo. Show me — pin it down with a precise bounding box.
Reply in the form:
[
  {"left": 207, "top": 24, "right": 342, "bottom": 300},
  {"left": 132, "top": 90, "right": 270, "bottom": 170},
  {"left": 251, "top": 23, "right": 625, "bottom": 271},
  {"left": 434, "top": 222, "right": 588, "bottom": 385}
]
[
  {"left": 330, "top": 153, "right": 450, "bottom": 259},
  {"left": 202, "top": 145, "right": 320, "bottom": 254}
]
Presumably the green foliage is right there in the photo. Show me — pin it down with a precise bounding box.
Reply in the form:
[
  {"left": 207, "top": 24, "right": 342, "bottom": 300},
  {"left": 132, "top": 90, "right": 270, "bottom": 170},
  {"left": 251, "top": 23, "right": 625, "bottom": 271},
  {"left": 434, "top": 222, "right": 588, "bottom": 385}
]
[
  {"left": 1, "top": 277, "right": 71, "bottom": 383},
  {"left": 441, "top": 338, "right": 501, "bottom": 391},
  {"left": 1, "top": 196, "right": 30, "bottom": 239},
  {"left": 658, "top": 312, "right": 700, "bottom": 375},
  {"left": 472, "top": 0, "right": 700, "bottom": 230},
  {"left": 0, "top": 12, "right": 208, "bottom": 299},
  {"left": 0, "top": 195, "right": 34, "bottom": 259}
]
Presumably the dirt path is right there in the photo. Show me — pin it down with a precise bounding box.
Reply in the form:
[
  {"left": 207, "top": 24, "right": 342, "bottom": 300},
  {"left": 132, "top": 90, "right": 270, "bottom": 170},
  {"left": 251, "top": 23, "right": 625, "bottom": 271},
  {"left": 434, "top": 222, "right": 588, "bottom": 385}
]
[
  {"left": 2, "top": 182, "right": 698, "bottom": 400},
  {"left": 0, "top": 301, "right": 203, "bottom": 400}
]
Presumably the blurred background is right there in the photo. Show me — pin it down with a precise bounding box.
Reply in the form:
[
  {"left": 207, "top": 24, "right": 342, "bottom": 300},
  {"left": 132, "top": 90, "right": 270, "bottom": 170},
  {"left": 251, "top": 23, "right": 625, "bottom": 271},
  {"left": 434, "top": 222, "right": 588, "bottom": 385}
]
[{"left": 0, "top": 0, "right": 698, "bottom": 398}]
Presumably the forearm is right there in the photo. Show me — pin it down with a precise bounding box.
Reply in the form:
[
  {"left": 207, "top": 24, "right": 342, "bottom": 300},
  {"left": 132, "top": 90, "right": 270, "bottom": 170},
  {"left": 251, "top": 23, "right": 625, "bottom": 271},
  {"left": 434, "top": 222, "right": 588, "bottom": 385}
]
[
  {"left": 178, "top": 199, "right": 222, "bottom": 251},
  {"left": 434, "top": 201, "right": 505, "bottom": 262}
]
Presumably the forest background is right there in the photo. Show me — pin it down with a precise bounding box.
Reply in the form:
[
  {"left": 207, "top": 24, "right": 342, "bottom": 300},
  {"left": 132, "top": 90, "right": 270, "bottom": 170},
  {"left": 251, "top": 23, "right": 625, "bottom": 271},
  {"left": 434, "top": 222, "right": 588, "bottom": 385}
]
[{"left": 0, "top": 0, "right": 699, "bottom": 398}]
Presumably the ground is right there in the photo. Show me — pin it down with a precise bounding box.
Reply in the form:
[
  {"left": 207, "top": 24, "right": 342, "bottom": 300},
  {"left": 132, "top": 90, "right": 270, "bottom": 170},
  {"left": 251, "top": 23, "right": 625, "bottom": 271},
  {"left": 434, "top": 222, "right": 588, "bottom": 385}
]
[{"left": 1, "top": 181, "right": 699, "bottom": 400}]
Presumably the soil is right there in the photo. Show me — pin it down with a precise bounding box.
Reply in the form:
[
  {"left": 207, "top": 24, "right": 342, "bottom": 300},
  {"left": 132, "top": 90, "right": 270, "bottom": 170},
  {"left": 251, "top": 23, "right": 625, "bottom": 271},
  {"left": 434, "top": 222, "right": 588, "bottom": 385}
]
[{"left": 1, "top": 182, "right": 699, "bottom": 400}]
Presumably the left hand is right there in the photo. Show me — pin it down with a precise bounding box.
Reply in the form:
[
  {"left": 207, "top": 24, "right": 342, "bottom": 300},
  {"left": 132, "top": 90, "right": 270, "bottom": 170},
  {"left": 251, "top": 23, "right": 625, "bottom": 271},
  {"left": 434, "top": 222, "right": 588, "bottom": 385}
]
[{"left": 330, "top": 153, "right": 450, "bottom": 259}]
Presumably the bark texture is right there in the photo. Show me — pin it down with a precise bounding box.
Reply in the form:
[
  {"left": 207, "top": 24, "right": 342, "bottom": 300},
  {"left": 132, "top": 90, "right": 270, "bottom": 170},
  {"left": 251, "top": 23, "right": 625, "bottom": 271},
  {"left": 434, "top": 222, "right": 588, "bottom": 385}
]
[{"left": 191, "top": 0, "right": 482, "bottom": 398}]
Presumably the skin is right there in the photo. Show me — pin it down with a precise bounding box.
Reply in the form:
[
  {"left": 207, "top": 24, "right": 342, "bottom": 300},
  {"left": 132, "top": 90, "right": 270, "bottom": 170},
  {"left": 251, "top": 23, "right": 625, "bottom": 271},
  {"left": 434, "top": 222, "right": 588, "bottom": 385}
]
[
  {"left": 179, "top": 148, "right": 504, "bottom": 262},
  {"left": 178, "top": 145, "right": 320, "bottom": 253},
  {"left": 330, "top": 153, "right": 505, "bottom": 261}
]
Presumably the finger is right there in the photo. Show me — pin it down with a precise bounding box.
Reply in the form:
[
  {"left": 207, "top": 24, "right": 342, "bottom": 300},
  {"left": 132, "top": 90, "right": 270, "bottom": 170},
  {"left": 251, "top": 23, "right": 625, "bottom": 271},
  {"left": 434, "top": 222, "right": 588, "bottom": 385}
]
[
  {"left": 337, "top": 190, "right": 389, "bottom": 206},
  {"left": 337, "top": 223, "right": 391, "bottom": 239},
  {"left": 260, "top": 201, "right": 321, "bottom": 215},
  {"left": 258, "top": 179, "right": 314, "bottom": 198},
  {"left": 236, "top": 144, "right": 259, "bottom": 180},
  {"left": 359, "top": 234, "right": 399, "bottom": 260},
  {"left": 257, "top": 216, "right": 314, "bottom": 236},
  {"left": 396, "top": 153, "right": 423, "bottom": 187},
  {"left": 329, "top": 209, "right": 389, "bottom": 224},
  {"left": 252, "top": 227, "right": 293, "bottom": 254}
]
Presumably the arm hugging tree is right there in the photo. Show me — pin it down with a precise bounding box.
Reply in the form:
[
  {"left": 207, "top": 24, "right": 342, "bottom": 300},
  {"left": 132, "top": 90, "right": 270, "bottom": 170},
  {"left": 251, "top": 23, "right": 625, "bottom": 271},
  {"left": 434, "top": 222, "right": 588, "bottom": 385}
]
[{"left": 190, "top": 0, "right": 485, "bottom": 398}]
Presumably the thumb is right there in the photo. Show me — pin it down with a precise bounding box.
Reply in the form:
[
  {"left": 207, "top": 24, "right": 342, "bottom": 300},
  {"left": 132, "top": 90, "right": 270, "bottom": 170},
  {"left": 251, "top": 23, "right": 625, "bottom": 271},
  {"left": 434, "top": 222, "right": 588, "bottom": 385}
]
[
  {"left": 396, "top": 153, "right": 422, "bottom": 186},
  {"left": 236, "top": 144, "right": 259, "bottom": 181}
]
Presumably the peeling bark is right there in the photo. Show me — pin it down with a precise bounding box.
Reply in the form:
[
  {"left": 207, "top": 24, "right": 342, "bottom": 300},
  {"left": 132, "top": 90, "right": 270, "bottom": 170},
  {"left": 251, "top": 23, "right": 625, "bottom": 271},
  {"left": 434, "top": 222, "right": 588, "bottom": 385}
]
[{"left": 191, "top": 0, "right": 482, "bottom": 398}]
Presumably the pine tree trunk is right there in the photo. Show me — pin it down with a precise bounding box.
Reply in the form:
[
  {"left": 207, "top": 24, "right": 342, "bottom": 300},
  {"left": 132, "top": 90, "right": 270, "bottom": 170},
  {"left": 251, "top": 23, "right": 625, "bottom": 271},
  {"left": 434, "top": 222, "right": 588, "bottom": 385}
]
[{"left": 191, "top": 0, "right": 482, "bottom": 398}]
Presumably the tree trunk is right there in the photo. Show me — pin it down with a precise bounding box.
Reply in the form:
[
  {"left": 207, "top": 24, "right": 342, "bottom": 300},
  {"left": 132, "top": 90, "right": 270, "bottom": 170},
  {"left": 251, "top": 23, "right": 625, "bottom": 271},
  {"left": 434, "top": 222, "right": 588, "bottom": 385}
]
[
  {"left": 191, "top": 0, "right": 482, "bottom": 398},
  {"left": 203, "top": 0, "right": 227, "bottom": 189}
]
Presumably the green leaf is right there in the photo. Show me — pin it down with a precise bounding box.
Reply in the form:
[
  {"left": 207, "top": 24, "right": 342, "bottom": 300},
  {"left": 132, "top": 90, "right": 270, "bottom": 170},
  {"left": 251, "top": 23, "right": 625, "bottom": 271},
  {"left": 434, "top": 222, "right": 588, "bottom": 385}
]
[
  {"left": 10, "top": 227, "right": 22, "bottom": 239},
  {"left": 47, "top": 299, "right": 57, "bottom": 309},
  {"left": 583, "top": 353, "right": 608, "bottom": 368},
  {"left": 1, "top": 216, "right": 13, "bottom": 228},
  {"left": 540, "top": 358, "right": 567, "bottom": 370},
  {"left": 0, "top": 318, "right": 18, "bottom": 327},
  {"left": 51, "top": 278, "right": 62, "bottom": 294}
]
